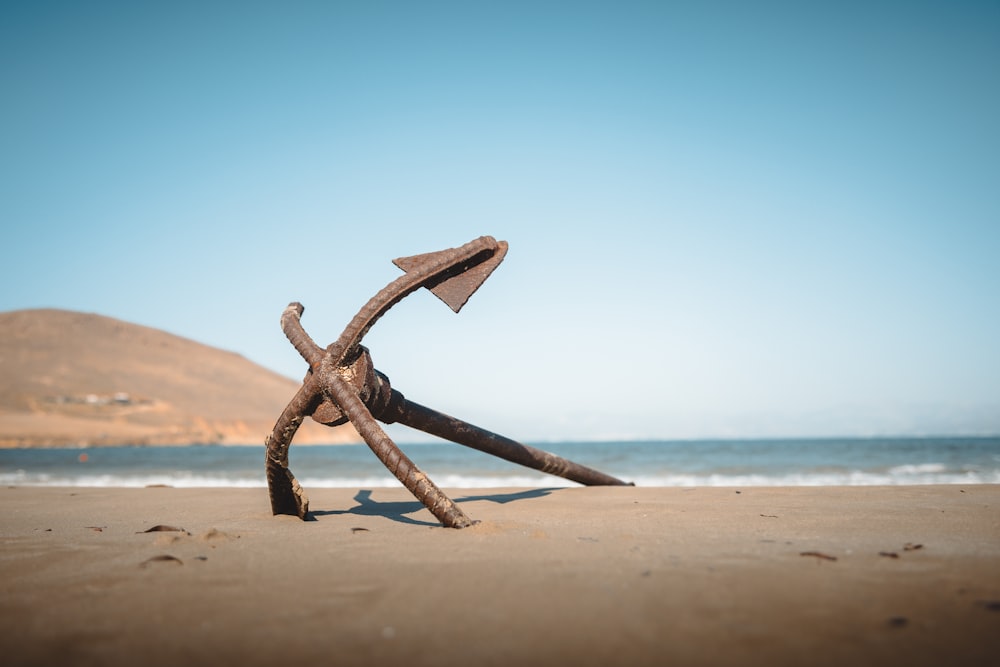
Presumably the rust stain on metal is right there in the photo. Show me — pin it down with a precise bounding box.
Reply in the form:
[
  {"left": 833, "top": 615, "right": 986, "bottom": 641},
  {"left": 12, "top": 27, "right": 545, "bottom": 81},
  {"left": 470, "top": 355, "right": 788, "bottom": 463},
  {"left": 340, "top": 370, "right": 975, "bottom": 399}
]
[{"left": 264, "top": 236, "right": 632, "bottom": 528}]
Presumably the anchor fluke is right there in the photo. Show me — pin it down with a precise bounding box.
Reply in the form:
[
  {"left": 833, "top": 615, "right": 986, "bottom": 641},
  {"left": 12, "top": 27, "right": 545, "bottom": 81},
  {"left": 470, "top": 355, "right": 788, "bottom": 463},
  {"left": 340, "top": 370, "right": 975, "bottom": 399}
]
[{"left": 393, "top": 237, "right": 508, "bottom": 313}]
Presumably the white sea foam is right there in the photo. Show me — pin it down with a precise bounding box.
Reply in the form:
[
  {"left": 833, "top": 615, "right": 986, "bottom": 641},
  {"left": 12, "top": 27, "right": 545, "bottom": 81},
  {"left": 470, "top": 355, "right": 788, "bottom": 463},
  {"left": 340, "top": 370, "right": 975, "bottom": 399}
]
[
  {"left": 4, "top": 469, "right": 999, "bottom": 488},
  {"left": 887, "top": 462, "right": 948, "bottom": 475},
  {"left": 628, "top": 469, "right": 1000, "bottom": 487},
  {"left": 4, "top": 439, "right": 998, "bottom": 488},
  {"left": 0, "top": 471, "right": 268, "bottom": 488}
]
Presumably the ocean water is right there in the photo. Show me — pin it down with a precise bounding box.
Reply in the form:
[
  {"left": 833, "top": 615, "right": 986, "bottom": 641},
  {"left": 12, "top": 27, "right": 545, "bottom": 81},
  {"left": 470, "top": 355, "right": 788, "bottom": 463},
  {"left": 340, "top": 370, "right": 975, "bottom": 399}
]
[{"left": 1, "top": 437, "right": 998, "bottom": 488}]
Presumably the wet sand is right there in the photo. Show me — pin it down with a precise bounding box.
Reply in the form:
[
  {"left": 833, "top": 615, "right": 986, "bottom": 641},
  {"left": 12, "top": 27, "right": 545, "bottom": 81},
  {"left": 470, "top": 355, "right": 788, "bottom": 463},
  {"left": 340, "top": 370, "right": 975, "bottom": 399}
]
[{"left": 2, "top": 485, "right": 998, "bottom": 666}]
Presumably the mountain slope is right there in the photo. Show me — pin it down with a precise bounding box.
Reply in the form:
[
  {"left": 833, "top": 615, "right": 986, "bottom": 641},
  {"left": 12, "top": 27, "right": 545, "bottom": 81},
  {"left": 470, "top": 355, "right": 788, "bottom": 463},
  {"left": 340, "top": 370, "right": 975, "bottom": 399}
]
[{"left": 0, "top": 309, "right": 360, "bottom": 447}]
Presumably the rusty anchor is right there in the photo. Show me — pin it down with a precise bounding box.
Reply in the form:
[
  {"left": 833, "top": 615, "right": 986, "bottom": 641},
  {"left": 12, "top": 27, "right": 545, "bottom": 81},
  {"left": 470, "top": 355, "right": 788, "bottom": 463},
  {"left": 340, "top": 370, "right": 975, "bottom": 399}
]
[{"left": 265, "top": 235, "right": 631, "bottom": 528}]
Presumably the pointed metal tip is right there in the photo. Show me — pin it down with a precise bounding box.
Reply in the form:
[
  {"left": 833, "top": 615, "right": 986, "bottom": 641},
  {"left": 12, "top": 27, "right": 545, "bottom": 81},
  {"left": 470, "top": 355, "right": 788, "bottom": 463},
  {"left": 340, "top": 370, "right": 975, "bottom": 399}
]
[{"left": 393, "top": 238, "right": 508, "bottom": 312}]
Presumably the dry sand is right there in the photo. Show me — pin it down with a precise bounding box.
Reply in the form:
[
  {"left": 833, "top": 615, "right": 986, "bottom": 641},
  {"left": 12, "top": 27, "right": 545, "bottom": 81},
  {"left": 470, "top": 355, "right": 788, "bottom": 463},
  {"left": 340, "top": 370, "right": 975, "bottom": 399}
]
[{"left": 2, "top": 485, "right": 998, "bottom": 666}]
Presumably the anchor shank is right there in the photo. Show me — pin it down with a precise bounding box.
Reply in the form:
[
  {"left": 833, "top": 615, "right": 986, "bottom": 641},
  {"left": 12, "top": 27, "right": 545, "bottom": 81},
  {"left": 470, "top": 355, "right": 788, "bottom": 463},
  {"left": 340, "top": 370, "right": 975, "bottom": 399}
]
[{"left": 383, "top": 396, "right": 632, "bottom": 487}]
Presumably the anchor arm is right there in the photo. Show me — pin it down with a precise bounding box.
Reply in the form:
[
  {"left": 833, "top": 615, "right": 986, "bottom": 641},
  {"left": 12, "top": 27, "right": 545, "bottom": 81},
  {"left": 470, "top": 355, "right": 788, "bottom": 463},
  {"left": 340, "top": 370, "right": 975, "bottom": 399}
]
[
  {"left": 325, "top": 236, "right": 507, "bottom": 366},
  {"left": 325, "top": 373, "right": 476, "bottom": 528},
  {"left": 265, "top": 375, "right": 322, "bottom": 518}
]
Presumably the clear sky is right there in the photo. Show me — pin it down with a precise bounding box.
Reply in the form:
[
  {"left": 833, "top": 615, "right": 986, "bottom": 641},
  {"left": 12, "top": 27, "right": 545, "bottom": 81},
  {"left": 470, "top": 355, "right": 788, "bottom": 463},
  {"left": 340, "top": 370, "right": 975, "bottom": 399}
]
[{"left": 2, "top": 2, "right": 998, "bottom": 441}]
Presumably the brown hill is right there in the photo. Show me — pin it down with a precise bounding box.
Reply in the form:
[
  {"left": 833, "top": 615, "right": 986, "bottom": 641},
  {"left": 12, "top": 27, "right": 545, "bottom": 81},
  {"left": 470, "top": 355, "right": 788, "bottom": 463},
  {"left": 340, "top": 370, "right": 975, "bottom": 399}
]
[{"left": 0, "top": 309, "right": 360, "bottom": 447}]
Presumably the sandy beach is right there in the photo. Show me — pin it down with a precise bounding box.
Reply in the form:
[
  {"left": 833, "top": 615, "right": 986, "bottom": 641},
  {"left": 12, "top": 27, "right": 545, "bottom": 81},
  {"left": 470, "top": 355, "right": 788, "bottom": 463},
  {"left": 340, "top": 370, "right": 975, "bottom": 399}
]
[{"left": 2, "top": 484, "right": 998, "bottom": 666}]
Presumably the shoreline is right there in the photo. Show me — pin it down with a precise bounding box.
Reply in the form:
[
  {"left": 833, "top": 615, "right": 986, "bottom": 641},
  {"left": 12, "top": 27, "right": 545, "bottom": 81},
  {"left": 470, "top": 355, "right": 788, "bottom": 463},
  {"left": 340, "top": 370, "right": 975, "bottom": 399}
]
[{"left": 2, "top": 485, "right": 998, "bottom": 666}]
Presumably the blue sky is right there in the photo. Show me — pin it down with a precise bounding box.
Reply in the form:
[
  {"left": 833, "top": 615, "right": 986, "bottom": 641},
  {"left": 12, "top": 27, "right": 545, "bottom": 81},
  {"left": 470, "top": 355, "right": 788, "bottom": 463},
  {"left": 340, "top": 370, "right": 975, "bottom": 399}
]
[{"left": 2, "top": 2, "right": 998, "bottom": 441}]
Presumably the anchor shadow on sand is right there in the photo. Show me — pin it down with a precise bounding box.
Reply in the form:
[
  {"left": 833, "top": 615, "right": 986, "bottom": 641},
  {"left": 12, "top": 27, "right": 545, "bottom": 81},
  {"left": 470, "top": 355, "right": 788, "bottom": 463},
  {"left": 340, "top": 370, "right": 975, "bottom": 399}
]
[{"left": 310, "top": 488, "right": 559, "bottom": 526}]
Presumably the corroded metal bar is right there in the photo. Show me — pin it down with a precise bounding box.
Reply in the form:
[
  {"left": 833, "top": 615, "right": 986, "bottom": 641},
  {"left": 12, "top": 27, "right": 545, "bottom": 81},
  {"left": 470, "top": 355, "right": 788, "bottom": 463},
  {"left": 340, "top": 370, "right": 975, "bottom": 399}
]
[
  {"left": 280, "top": 302, "right": 324, "bottom": 369},
  {"left": 325, "top": 236, "right": 504, "bottom": 367},
  {"left": 325, "top": 374, "right": 476, "bottom": 528},
  {"left": 265, "top": 376, "right": 320, "bottom": 519},
  {"left": 382, "top": 395, "right": 633, "bottom": 487}
]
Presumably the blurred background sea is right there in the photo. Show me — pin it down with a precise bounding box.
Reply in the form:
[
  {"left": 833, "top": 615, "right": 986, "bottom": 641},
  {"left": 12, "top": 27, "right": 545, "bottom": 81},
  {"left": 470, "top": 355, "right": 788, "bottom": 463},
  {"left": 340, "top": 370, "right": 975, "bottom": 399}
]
[{"left": 2, "top": 437, "right": 998, "bottom": 489}]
